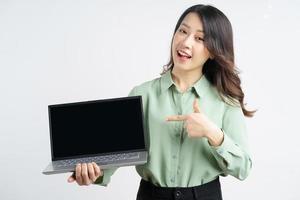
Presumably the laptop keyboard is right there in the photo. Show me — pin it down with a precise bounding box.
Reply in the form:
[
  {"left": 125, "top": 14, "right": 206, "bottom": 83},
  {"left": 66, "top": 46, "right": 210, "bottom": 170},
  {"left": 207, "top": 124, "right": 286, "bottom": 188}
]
[{"left": 54, "top": 152, "right": 140, "bottom": 167}]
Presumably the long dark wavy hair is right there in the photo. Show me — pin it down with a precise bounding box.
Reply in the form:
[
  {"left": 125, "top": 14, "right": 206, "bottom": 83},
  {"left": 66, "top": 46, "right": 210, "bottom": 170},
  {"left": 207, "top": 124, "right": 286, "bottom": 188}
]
[{"left": 161, "top": 4, "right": 255, "bottom": 117}]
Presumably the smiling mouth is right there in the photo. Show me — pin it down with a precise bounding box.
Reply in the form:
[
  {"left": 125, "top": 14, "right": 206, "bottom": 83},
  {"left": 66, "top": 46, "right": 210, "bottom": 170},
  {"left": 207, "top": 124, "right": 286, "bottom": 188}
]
[{"left": 177, "top": 50, "right": 192, "bottom": 59}]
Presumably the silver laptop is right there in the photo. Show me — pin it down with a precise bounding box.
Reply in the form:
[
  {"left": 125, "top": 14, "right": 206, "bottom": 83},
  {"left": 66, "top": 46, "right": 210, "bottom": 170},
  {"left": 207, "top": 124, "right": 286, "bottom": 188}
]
[{"left": 43, "top": 96, "right": 148, "bottom": 175}]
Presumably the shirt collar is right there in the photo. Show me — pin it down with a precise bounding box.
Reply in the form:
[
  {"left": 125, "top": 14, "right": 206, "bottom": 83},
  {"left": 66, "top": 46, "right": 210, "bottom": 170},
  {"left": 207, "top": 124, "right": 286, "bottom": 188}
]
[
  {"left": 160, "top": 70, "right": 174, "bottom": 92},
  {"left": 160, "top": 70, "right": 211, "bottom": 98}
]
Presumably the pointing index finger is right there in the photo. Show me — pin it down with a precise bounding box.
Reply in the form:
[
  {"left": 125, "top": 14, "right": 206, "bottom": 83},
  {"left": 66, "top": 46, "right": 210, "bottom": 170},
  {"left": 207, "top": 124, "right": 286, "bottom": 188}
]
[{"left": 165, "top": 115, "right": 188, "bottom": 121}]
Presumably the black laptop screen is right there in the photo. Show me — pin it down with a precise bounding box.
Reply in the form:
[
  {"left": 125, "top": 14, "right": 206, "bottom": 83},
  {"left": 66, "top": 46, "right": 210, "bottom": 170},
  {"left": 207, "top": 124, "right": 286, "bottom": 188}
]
[{"left": 49, "top": 96, "right": 146, "bottom": 160}]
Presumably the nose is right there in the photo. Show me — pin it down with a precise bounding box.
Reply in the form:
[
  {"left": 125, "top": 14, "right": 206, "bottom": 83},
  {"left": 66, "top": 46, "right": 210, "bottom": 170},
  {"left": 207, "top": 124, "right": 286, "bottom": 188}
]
[{"left": 181, "top": 34, "right": 193, "bottom": 49}]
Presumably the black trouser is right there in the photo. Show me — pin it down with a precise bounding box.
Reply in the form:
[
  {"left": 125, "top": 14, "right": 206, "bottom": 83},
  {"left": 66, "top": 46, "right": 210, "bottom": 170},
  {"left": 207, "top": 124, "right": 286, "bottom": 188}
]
[{"left": 136, "top": 178, "right": 223, "bottom": 200}]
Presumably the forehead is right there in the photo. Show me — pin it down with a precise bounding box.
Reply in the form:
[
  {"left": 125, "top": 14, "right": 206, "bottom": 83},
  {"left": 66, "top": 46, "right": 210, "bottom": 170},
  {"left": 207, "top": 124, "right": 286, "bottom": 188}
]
[{"left": 180, "top": 12, "right": 204, "bottom": 31}]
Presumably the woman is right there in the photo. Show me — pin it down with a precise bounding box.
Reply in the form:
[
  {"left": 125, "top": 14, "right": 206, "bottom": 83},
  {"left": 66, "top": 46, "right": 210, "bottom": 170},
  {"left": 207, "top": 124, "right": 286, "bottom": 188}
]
[{"left": 68, "top": 4, "right": 254, "bottom": 200}]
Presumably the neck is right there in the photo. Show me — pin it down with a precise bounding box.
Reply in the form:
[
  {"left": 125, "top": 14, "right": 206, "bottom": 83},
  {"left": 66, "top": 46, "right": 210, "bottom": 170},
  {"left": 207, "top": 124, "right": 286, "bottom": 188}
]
[{"left": 171, "top": 67, "right": 203, "bottom": 93}]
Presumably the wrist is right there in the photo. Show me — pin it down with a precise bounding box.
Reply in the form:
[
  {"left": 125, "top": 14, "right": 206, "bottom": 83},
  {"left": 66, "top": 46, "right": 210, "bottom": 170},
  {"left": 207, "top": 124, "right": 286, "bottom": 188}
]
[{"left": 206, "top": 127, "right": 224, "bottom": 147}]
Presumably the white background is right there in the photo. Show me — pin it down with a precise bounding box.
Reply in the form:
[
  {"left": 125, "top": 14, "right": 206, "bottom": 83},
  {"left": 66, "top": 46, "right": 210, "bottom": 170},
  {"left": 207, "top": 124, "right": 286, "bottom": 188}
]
[{"left": 1, "top": 0, "right": 300, "bottom": 199}]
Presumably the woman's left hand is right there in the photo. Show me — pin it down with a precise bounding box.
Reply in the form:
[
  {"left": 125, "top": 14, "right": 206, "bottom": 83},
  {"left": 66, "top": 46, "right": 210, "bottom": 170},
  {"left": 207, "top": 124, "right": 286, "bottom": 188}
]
[{"left": 165, "top": 98, "right": 224, "bottom": 146}]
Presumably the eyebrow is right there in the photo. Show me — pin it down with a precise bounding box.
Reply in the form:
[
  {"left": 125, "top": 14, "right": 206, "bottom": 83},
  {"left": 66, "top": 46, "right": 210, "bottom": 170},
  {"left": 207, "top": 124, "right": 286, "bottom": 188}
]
[{"left": 181, "top": 23, "right": 204, "bottom": 33}]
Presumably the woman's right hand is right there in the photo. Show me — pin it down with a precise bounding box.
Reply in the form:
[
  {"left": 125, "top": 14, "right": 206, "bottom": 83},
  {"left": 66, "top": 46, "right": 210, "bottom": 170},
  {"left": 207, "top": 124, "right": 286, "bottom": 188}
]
[{"left": 67, "top": 162, "right": 103, "bottom": 186}]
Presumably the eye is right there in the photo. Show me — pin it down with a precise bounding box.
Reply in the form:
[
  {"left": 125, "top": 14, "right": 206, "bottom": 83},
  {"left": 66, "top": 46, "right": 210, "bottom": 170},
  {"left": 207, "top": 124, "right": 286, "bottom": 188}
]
[
  {"left": 195, "top": 36, "right": 204, "bottom": 42},
  {"left": 178, "top": 28, "right": 187, "bottom": 34}
]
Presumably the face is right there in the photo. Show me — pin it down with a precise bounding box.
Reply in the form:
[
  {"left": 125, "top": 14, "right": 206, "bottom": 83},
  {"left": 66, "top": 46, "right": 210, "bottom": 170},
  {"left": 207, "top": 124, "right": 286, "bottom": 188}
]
[{"left": 172, "top": 12, "right": 211, "bottom": 72}]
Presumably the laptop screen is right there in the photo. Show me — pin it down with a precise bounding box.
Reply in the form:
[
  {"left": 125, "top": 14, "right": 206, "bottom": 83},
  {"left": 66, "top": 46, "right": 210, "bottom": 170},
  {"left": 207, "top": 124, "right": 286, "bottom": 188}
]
[{"left": 48, "top": 96, "right": 146, "bottom": 161}]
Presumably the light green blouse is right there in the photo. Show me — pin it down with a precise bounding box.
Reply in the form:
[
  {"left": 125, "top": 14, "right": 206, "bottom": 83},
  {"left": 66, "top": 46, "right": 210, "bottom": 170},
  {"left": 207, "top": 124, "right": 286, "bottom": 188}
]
[{"left": 96, "top": 70, "right": 252, "bottom": 187}]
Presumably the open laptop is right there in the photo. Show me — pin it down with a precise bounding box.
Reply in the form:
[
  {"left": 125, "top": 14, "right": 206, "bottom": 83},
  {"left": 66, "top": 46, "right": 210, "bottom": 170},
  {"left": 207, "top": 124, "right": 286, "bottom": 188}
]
[{"left": 43, "top": 96, "right": 148, "bottom": 175}]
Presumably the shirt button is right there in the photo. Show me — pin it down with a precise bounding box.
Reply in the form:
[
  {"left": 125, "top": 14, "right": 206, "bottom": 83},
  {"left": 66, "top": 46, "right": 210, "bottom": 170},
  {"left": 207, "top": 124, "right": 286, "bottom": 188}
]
[
  {"left": 170, "top": 178, "right": 175, "bottom": 183},
  {"left": 172, "top": 155, "right": 176, "bottom": 159},
  {"left": 176, "top": 134, "right": 180, "bottom": 137},
  {"left": 175, "top": 190, "right": 182, "bottom": 198}
]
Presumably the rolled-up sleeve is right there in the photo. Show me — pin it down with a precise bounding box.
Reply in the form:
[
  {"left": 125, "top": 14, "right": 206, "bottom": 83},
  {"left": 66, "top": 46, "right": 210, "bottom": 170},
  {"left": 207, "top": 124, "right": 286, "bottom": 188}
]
[
  {"left": 209, "top": 104, "right": 252, "bottom": 180},
  {"left": 94, "top": 167, "right": 118, "bottom": 186}
]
